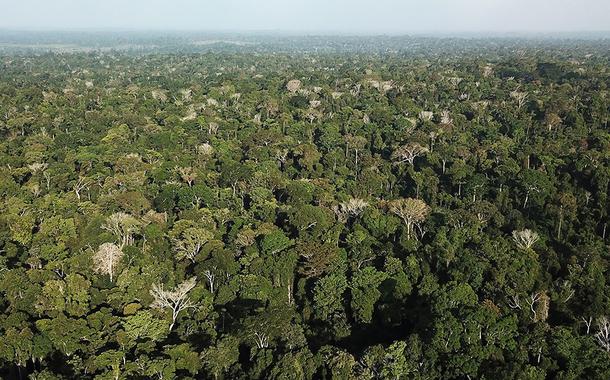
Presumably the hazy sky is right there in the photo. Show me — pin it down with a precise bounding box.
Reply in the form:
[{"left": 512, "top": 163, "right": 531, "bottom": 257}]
[{"left": 0, "top": 0, "right": 608, "bottom": 33}]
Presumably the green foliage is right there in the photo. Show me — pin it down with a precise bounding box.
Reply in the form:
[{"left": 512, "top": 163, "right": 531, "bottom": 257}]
[{"left": 0, "top": 35, "right": 609, "bottom": 379}]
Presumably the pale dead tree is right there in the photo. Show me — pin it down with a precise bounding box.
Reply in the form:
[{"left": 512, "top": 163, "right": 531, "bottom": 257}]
[
  {"left": 176, "top": 167, "right": 197, "bottom": 187},
  {"left": 507, "top": 294, "right": 522, "bottom": 310},
  {"left": 440, "top": 110, "right": 453, "bottom": 126},
  {"left": 151, "top": 89, "right": 168, "bottom": 102},
  {"left": 102, "top": 212, "right": 141, "bottom": 248},
  {"left": 275, "top": 149, "right": 289, "bottom": 170},
  {"left": 150, "top": 278, "right": 197, "bottom": 332},
  {"left": 331, "top": 91, "right": 343, "bottom": 99},
  {"left": 582, "top": 316, "right": 593, "bottom": 334},
  {"left": 286, "top": 79, "right": 302, "bottom": 93},
  {"left": 28, "top": 183, "right": 41, "bottom": 197},
  {"left": 389, "top": 198, "right": 431, "bottom": 240},
  {"left": 43, "top": 171, "right": 52, "bottom": 190},
  {"left": 512, "top": 229, "right": 540, "bottom": 250},
  {"left": 380, "top": 80, "right": 394, "bottom": 93},
  {"left": 92, "top": 242, "right": 124, "bottom": 282},
  {"left": 418, "top": 111, "right": 434, "bottom": 122},
  {"left": 196, "top": 143, "right": 214, "bottom": 158},
  {"left": 448, "top": 77, "right": 462, "bottom": 86},
  {"left": 482, "top": 65, "right": 494, "bottom": 78},
  {"left": 391, "top": 143, "right": 429, "bottom": 166},
  {"left": 180, "top": 88, "right": 193, "bottom": 102},
  {"left": 203, "top": 269, "right": 216, "bottom": 294},
  {"left": 72, "top": 177, "right": 91, "bottom": 201},
  {"left": 350, "top": 83, "right": 361, "bottom": 97},
  {"left": 309, "top": 100, "right": 321, "bottom": 108},
  {"left": 545, "top": 112, "right": 563, "bottom": 133},
  {"left": 523, "top": 184, "right": 540, "bottom": 208},
  {"left": 172, "top": 228, "right": 212, "bottom": 263},
  {"left": 334, "top": 198, "right": 369, "bottom": 221},
  {"left": 526, "top": 292, "right": 549, "bottom": 322},
  {"left": 595, "top": 317, "right": 610, "bottom": 352},
  {"left": 510, "top": 90, "right": 528, "bottom": 110},
  {"left": 27, "top": 162, "right": 48, "bottom": 174},
  {"left": 208, "top": 122, "right": 219, "bottom": 135},
  {"left": 254, "top": 331, "right": 270, "bottom": 349}
]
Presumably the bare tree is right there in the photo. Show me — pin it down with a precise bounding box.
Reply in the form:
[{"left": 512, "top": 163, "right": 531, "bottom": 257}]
[
  {"left": 177, "top": 167, "right": 197, "bottom": 187},
  {"left": 203, "top": 270, "right": 216, "bottom": 294},
  {"left": 92, "top": 242, "right": 124, "bottom": 282},
  {"left": 389, "top": 198, "right": 431, "bottom": 240},
  {"left": 526, "top": 292, "right": 549, "bottom": 322},
  {"left": 595, "top": 317, "right": 610, "bottom": 352},
  {"left": 440, "top": 110, "right": 453, "bottom": 126},
  {"left": 512, "top": 229, "right": 540, "bottom": 250},
  {"left": 286, "top": 79, "right": 302, "bottom": 93},
  {"left": 392, "top": 143, "right": 429, "bottom": 166},
  {"left": 510, "top": 90, "right": 528, "bottom": 110},
  {"left": 73, "top": 177, "right": 91, "bottom": 201},
  {"left": 418, "top": 111, "right": 434, "bottom": 122},
  {"left": 150, "top": 278, "right": 197, "bottom": 332},
  {"left": 333, "top": 198, "right": 369, "bottom": 222},
  {"left": 196, "top": 143, "right": 214, "bottom": 158},
  {"left": 582, "top": 316, "right": 593, "bottom": 335},
  {"left": 27, "top": 162, "right": 48, "bottom": 174},
  {"left": 102, "top": 212, "right": 141, "bottom": 248}
]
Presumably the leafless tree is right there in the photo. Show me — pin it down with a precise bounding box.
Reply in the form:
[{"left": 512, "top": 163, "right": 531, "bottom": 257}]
[
  {"left": 73, "top": 177, "right": 91, "bottom": 201},
  {"left": 196, "top": 143, "right": 214, "bottom": 158},
  {"left": 582, "top": 316, "right": 593, "bottom": 335},
  {"left": 440, "top": 110, "right": 453, "bottom": 126},
  {"left": 333, "top": 198, "right": 369, "bottom": 222},
  {"left": 254, "top": 331, "right": 270, "bottom": 349},
  {"left": 392, "top": 143, "right": 429, "bottom": 166},
  {"left": 208, "top": 122, "right": 219, "bottom": 135},
  {"left": 389, "top": 198, "right": 431, "bottom": 240},
  {"left": 595, "top": 317, "right": 610, "bottom": 352},
  {"left": 28, "top": 162, "right": 48, "bottom": 174},
  {"left": 510, "top": 90, "right": 528, "bottom": 110},
  {"left": 286, "top": 79, "right": 301, "bottom": 93},
  {"left": 150, "top": 278, "right": 197, "bottom": 331},
  {"left": 526, "top": 292, "right": 549, "bottom": 322},
  {"left": 512, "top": 229, "right": 540, "bottom": 250},
  {"left": 483, "top": 65, "right": 494, "bottom": 78},
  {"left": 102, "top": 212, "right": 141, "bottom": 248},
  {"left": 203, "top": 269, "right": 216, "bottom": 294},
  {"left": 418, "top": 111, "right": 434, "bottom": 122},
  {"left": 92, "top": 243, "right": 124, "bottom": 282},
  {"left": 176, "top": 167, "right": 197, "bottom": 187}
]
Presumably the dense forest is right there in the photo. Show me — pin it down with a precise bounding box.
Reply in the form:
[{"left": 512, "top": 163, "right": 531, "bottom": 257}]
[{"left": 0, "top": 35, "right": 609, "bottom": 379}]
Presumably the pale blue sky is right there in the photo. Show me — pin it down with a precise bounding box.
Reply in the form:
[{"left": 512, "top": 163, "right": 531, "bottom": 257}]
[{"left": 0, "top": 0, "right": 607, "bottom": 32}]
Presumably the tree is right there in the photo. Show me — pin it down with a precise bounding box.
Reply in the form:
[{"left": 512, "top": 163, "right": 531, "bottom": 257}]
[
  {"left": 150, "top": 278, "right": 197, "bottom": 331},
  {"left": 92, "top": 242, "right": 124, "bottom": 282},
  {"left": 512, "top": 229, "right": 539, "bottom": 250},
  {"left": 389, "top": 198, "right": 431, "bottom": 240},
  {"left": 595, "top": 317, "right": 610, "bottom": 352},
  {"left": 172, "top": 226, "right": 213, "bottom": 263},
  {"left": 350, "top": 267, "right": 387, "bottom": 324},
  {"left": 101, "top": 212, "right": 141, "bottom": 248},
  {"left": 392, "top": 143, "right": 429, "bottom": 166}
]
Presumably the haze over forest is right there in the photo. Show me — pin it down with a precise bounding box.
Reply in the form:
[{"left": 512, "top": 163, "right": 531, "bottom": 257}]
[{"left": 0, "top": 0, "right": 609, "bottom": 33}]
